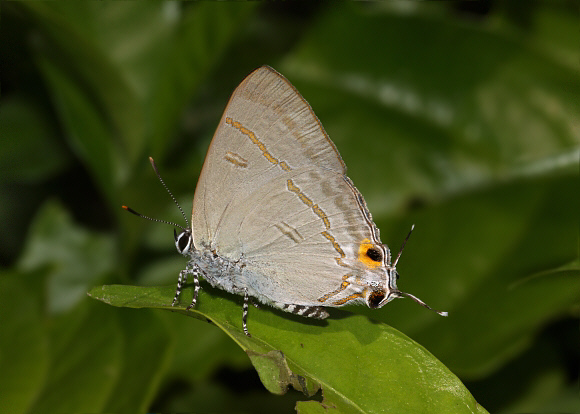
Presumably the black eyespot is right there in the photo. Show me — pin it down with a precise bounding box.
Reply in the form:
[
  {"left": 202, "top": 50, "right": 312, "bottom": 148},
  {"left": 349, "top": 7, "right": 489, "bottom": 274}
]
[
  {"left": 366, "top": 247, "right": 382, "bottom": 262},
  {"left": 367, "top": 290, "right": 386, "bottom": 309}
]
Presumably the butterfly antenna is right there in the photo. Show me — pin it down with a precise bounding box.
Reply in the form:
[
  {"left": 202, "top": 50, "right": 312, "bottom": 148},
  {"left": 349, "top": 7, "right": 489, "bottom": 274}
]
[
  {"left": 148, "top": 157, "right": 190, "bottom": 228},
  {"left": 393, "top": 224, "right": 414, "bottom": 267},
  {"left": 121, "top": 205, "right": 186, "bottom": 230},
  {"left": 397, "top": 291, "right": 448, "bottom": 317},
  {"left": 390, "top": 224, "right": 448, "bottom": 316}
]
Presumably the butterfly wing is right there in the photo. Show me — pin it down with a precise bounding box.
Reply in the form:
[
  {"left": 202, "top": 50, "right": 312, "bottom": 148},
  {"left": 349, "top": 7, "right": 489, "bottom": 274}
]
[
  {"left": 192, "top": 66, "right": 388, "bottom": 306},
  {"left": 237, "top": 167, "right": 390, "bottom": 307},
  {"left": 192, "top": 66, "right": 344, "bottom": 249}
]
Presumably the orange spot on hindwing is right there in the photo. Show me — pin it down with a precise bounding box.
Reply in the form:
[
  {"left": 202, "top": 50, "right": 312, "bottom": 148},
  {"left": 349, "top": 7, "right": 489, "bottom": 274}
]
[{"left": 358, "top": 238, "right": 383, "bottom": 269}]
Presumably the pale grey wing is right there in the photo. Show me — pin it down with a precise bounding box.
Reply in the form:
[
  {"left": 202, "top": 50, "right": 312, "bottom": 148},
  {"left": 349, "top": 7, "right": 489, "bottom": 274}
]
[
  {"left": 213, "top": 167, "right": 388, "bottom": 306},
  {"left": 192, "top": 66, "right": 346, "bottom": 251}
]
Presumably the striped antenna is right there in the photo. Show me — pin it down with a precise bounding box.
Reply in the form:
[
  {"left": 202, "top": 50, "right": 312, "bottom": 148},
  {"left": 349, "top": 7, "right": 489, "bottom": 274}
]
[
  {"left": 393, "top": 224, "right": 414, "bottom": 267},
  {"left": 121, "top": 157, "right": 189, "bottom": 230},
  {"left": 392, "top": 224, "right": 448, "bottom": 316},
  {"left": 121, "top": 205, "right": 186, "bottom": 230},
  {"left": 148, "top": 157, "right": 190, "bottom": 228}
]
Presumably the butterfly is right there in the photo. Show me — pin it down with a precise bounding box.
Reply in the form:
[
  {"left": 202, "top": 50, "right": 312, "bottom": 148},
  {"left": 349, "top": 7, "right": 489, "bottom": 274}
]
[{"left": 124, "top": 66, "right": 446, "bottom": 336}]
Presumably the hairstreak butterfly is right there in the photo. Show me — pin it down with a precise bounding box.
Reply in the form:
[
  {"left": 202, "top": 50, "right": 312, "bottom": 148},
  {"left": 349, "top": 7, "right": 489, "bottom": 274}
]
[{"left": 124, "top": 66, "right": 447, "bottom": 336}]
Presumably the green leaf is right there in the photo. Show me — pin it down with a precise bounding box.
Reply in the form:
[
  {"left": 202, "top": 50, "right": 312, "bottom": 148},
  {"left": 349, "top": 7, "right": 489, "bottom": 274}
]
[
  {"left": 20, "top": 2, "right": 150, "bottom": 171},
  {"left": 18, "top": 200, "right": 116, "bottom": 314},
  {"left": 89, "top": 284, "right": 487, "bottom": 413},
  {"left": 247, "top": 350, "right": 320, "bottom": 396},
  {"left": 17, "top": 1, "right": 259, "bottom": 192},
  {"left": 160, "top": 311, "right": 251, "bottom": 384},
  {"left": 0, "top": 271, "right": 49, "bottom": 414},
  {"left": 34, "top": 54, "right": 120, "bottom": 203},
  {"left": 102, "top": 308, "right": 173, "bottom": 413},
  {"left": 146, "top": 2, "right": 258, "bottom": 158},
  {"left": 0, "top": 97, "right": 69, "bottom": 183},
  {"left": 0, "top": 266, "right": 173, "bottom": 414},
  {"left": 281, "top": 4, "right": 579, "bottom": 212},
  {"left": 27, "top": 300, "right": 123, "bottom": 413}
]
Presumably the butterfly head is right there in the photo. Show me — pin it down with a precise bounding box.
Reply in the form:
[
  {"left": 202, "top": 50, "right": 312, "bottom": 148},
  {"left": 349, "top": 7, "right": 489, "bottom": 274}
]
[
  {"left": 123, "top": 157, "right": 195, "bottom": 256},
  {"left": 363, "top": 268, "right": 400, "bottom": 310},
  {"left": 364, "top": 225, "right": 448, "bottom": 316}
]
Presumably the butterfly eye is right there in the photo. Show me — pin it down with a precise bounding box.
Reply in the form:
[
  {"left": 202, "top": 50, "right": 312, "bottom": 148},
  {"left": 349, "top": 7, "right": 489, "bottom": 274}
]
[
  {"left": 365, "top": 246, "right": 382, "bottom": 262},
  {"left": 367, "top": 289, "right": 386, "bottom": 309},
  {"left": 175, "top": 230, "right": 192, "bottom": 254}
]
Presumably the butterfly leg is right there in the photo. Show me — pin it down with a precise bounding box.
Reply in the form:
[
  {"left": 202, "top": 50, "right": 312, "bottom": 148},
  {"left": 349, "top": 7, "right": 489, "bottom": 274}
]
[
  {"left": 171, "top": 268, "right": 189, "bottom": 306},
  {"left": 186, "top": 269, "right": 201, "bottom": 311},
  {"left": 242, "top": 289, "right": 251, "bottom": 337},
  {"left": 171, "top": 265, "right": 200, "bottom": 308}
]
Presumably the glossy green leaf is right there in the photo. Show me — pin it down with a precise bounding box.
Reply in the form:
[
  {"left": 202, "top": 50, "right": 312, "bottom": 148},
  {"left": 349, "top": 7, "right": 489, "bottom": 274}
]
[
  {"left": 0, "top": 271, "right": 49, "bottom": 414},
  {"left": 159, "top": 310, "right": 251, "bottom": 384},
  {"left": 20, "top": 2, "right": 150, "bottom": 171},
  {"left": 147, "top": 2, "right": 258, "bottom": 158},
  {"left": 89, "top": 284, "right": 487, "bottom": 413},
  {"left": 102, "top": 308, "right": 173, "bottom": 413},
  {"left": 17, "top": 1, "right": 258, "bottom": 194},
  {"left": 0, "top": 97, "right": 69, "bottom": 183},
  {"left": 381, "top": 175, "right": 579, "bottom": 378},
  {"left": 18, "top": 200, "right": 116, "bottom": 314},
  {"left": 34, "top": 54, "right": 119, "bottom": 203},
  {"left": 28, "top": 301, "right": 122, "bottom": 413},
  {"left": 281, "top": 3, "right": 578, "bottom": 212},
  {"left": 6, "top": 278, "right": 174, "bottom": 414},
  {"left": 296, "top": 399, "right": 343, "bottom": 414}
]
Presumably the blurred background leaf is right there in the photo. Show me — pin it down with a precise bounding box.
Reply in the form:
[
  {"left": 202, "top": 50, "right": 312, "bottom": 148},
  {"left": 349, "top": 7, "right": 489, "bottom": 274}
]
[{"left": 1, "top": 1, "right": 578, "bottom": 413}]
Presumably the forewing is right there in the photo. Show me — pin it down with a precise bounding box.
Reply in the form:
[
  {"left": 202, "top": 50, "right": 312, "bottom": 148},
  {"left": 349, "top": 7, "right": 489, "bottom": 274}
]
[
  {"left": 191, "top": 66, "right": 388, "bottom": 307},
  {"left": 192, "top": 66, "right": 346, "bottom": 250}
]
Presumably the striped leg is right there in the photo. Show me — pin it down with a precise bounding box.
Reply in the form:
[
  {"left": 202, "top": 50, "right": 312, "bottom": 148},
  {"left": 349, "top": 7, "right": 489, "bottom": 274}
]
[
  {"left": 186, "top": 270, "right": 201, "bottom": 311},
  {"left": 242, "top": 290, "right": 251, "bottom": 337},
  {"left": 171, "top": 268, "right": 189, "bottom": 306},
  {"left": 171, "top": 266, "right": 199, "bottom": 308}
]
